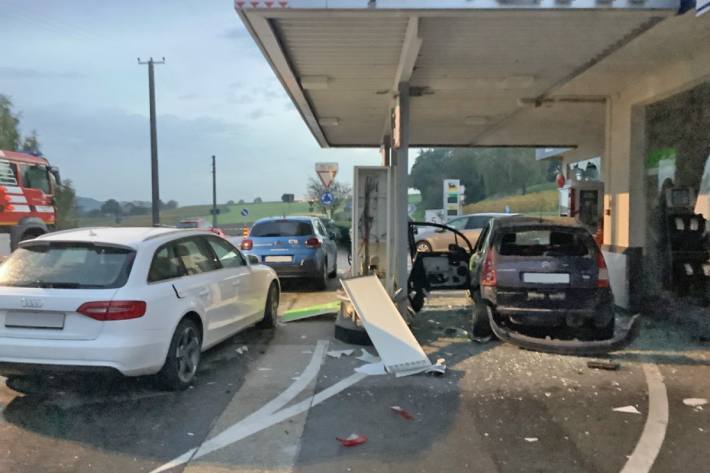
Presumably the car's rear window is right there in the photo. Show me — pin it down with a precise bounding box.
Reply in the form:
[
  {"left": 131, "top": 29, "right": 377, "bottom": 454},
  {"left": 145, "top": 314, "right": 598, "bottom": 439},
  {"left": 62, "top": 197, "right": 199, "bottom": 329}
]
[
  {"left": 0, "top": 242, "right": 135, "bottom": 289},
  {"left": 497, "top": 228, "right": 590, "bottom": 257},
  {"left": 250, "top": 220, "right": 313, "bottom": 237}
]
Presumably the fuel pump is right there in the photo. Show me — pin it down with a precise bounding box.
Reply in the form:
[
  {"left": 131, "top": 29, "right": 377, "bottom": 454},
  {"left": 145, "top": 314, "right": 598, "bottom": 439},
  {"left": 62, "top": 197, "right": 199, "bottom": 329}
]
[{"left": 558, "top": 178, "right": 604, "bottom": 244}]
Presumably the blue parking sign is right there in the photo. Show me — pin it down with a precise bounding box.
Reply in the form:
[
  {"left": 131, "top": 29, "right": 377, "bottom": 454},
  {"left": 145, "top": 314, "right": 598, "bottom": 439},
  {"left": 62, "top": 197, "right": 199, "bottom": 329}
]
[{"left": 320, "top": 191, "right": 334, "bottom": 206}]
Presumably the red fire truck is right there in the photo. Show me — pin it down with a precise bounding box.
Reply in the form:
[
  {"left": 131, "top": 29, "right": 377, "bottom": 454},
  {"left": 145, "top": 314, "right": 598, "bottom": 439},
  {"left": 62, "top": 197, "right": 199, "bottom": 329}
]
[{"left": 0, "top": 149, "right": 61, "bottom": 250}]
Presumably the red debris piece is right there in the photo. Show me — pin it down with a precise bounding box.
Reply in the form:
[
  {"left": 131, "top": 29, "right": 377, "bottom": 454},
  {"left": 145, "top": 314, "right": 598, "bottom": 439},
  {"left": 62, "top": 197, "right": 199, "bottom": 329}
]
[
  {"left": 391, "top": 405, "right": 415, "bottom": 421},
  {"left": 336, "top": 433, "right": 368, "bottom": 447}
]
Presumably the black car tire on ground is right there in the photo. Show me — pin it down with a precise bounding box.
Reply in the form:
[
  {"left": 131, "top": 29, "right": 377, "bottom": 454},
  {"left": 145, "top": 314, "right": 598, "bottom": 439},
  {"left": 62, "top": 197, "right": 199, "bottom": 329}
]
[
  {"left": 328, "top": 260, "right": 337, "bottom": 279},
  {"left": 158, "top": 318, "right": 202, "bottom": 391},
  {"left": 334, "top": 310, "right": 372, "bottom": 346},
  {"left": 257, "top": 283, "right": 279, "bottom": 329},
  {"left": 471, "top": 294, "right": 493, "bottom": 340}
]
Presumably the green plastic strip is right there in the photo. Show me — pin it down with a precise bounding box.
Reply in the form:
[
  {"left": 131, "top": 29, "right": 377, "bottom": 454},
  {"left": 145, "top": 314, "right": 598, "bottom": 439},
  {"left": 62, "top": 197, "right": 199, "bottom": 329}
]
[{"left": 281, "top": 301, "right": 341, "bottom": 323}]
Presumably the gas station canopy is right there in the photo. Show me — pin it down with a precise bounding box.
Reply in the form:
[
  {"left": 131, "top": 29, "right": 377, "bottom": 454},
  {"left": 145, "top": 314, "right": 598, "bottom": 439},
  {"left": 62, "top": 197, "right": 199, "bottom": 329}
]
[{"left": 237, "top": 0, "right": 681, "bottom": 149}]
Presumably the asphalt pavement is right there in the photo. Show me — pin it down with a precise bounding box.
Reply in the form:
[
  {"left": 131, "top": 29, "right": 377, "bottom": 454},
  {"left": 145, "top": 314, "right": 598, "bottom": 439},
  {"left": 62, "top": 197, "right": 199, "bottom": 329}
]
[{"left": 0, "top": 266, "right": 708, "bottom": 473}]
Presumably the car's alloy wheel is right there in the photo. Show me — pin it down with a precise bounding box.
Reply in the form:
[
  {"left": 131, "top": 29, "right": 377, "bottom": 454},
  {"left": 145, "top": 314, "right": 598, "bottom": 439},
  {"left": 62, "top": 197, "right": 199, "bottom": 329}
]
[
  {"left": 176, "top": 326, "right": 200, "bottom": 383},
  {"left": 416, "top": 241, "right": 432, "bottom": 252},
  {"left": 159, "top": 318, "right": 201, "bottom": 390}
]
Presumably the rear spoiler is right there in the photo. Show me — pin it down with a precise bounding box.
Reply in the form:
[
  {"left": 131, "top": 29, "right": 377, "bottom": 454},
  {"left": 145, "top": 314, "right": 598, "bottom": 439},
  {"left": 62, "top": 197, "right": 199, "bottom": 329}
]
[{"left": 489, "top": 314, "right": 641, "bottom": 356}]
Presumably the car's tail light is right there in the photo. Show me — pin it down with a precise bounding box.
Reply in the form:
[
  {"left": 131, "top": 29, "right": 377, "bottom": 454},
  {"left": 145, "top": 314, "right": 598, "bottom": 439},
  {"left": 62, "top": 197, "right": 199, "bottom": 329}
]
[
  {"left": 241, "top": 238, "right": 253, "bottom": 251},
  {"left": 305, "top": 237, "right": 321, "bottom": 248},
  {"left": 596, "top": 249, "right": 610, "bottom": 288},
  {"left": 77, "top": 301, "right": 146, "bottom": 321},
  {"left": 481, "top": 250, "right": 497, "bottom": 287}
]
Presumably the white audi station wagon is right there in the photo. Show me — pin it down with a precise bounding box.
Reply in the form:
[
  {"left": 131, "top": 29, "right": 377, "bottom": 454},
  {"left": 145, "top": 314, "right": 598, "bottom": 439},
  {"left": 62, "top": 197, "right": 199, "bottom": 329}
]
[{"left": 0, "top": 227, "right": 279, "bottom": 390}]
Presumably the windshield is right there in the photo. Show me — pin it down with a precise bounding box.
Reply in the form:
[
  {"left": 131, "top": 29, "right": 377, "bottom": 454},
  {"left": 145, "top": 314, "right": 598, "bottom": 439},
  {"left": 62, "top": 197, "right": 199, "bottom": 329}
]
[
  {"left": 497, "top": 228, "right": 591, "bottom": 257},
  {"left": 446, "top": 217, "right": 468, "bottom": 230},
  {"left": 250, "top": 220, "right": 313, "bottom": 237},
  {"left": 0, "top": 242, "right": 135, "bottom": 289}
]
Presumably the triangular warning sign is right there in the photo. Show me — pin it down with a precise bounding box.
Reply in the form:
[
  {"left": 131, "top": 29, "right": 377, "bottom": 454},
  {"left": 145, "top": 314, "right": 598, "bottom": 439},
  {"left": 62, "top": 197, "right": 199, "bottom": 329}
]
[{"left": 317, "top": 170, "right": 337, "bottom": 188}]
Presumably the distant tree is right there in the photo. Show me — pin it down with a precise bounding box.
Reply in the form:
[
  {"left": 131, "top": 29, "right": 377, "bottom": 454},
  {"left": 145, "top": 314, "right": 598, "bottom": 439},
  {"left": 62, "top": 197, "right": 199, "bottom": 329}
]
[
  {"left": 0, "top": 95, "right": 21, "bottom": 151},
  {"left": 21, "top": 130, "right": 41, "bottom": 155},
  {"left": 101, "top": 199, "right": 122, "bottom": 217},
  {"left": 238, "top": 199, "right": 245, "bottom": 204},
  {"left": 306, "top": 178, "right": 352, "bottom": 215},
  {"left": 547, "top": 160, "right": 562, "bottom": 182},
  {"left": 54, "top": 179, "right": 78, "bottom": 229},
  {"left": 87, "top": 209, "right": 102, "bottom": 218},
  {"left": 253, "top": 197, "right": 263, "bottom": 203},
  {"left": 165, "top": 199, "right": 178, "bottom": 210},
  {"left": 129, "top": 205, "right": 149, "bottom": 216},
  {"left": 226, "top": 199, "right": 235, "bottom": 206}
]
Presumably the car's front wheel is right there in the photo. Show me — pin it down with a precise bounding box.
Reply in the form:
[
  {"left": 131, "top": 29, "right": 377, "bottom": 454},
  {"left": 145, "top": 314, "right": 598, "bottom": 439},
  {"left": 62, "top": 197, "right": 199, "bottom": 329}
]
[{"left": 159, "top": 318, "right": 202, "bottom": 390}]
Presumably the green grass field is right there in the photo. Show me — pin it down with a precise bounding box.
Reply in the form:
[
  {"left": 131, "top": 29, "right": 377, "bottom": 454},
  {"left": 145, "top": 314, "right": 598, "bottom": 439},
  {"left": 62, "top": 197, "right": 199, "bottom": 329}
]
[
  {"left": 463, "top": 189, "right": 558, "bottom": 215},
  {"left": 78, "top": 201, "right": 314, "bottom": 228}
]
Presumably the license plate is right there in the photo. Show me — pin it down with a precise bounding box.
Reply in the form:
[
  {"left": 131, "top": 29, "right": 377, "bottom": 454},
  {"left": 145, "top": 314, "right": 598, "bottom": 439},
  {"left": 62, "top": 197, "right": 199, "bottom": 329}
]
[
  {"left": 522, "top": 273, "right": 570, "bottom": 284},
  {"left": 264, "top": 255, "right": 293, "bottom": 263},
  {"left": 5, "top": 311, "right": 65, "bottom": 329}
]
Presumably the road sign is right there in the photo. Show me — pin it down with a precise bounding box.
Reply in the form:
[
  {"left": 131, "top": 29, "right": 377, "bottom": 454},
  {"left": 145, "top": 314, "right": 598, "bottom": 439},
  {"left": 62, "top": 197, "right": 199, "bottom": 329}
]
[
  {"left": 443, "top": 179, "right": 461, "bottom": 217},
  {"left": 315, "top": 162, "right": 338, "bottom": 188},
  {"left": 240, "top": 208, "right": 249, "bottom": 216},
  {"left": 320, "top": 191, "right": 334, "bottom": 206}
]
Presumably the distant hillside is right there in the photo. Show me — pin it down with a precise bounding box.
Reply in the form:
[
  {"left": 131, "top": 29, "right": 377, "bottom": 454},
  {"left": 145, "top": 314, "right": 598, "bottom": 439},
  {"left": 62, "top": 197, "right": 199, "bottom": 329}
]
[
  {"left": 463, "top": 189, "right": 558, "bottom": 215},
  {"left": 75, "top": 196, "right": 103, "bottom": 213},
  {"left": 77, "top": 200, "right": 316, "bottom": 228}
]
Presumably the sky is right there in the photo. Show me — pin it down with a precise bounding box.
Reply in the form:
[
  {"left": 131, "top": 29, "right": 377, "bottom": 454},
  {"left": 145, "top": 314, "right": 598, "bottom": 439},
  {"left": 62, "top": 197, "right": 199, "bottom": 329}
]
[{"left": 0, "top": 0, "right": 389, "bottom": 205}]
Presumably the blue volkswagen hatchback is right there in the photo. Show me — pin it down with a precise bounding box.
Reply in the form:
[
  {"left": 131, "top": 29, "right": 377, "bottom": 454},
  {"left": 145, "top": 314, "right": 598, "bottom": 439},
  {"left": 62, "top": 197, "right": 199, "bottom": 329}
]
[{"left": 241, "top": 216, "right": 338, "bottom": 289}]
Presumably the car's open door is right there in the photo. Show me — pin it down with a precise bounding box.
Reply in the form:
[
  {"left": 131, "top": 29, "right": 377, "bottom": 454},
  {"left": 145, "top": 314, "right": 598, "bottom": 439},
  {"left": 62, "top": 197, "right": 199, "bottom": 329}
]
[{"left": 407, "top": 221, "right": 474, "bottom": 312}]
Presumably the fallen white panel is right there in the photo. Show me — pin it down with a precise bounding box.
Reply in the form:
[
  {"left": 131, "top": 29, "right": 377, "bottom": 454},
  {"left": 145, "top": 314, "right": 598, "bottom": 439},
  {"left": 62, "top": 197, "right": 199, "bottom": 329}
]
[
  {"left": 341, "top": 275, "right": 431, "bottom": 376},
  {"left": 355, "top": 362, "right": 387, "bottom": 376},
  {"left": 613, "top": 405, "right": 642, "bottom": 414}
]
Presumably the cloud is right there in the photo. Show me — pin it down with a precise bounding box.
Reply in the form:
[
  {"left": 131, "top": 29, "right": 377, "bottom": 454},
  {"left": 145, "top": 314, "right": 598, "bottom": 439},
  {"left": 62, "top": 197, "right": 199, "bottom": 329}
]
[
  {"left": 0, "top": 66, "right": 84, "bottom": 79},
  {"left": 178, "top": 93, "right": 200, "bottom": 101},
  {"left": 19, "top": 104, "right": 249, "bottom": 203}
]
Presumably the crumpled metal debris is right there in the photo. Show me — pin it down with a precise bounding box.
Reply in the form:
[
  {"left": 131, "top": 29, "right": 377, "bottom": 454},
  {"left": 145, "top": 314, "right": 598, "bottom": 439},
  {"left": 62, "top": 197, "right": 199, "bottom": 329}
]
[
  {"left": 336, "top": 433, "right": 368, "bottom": 447},
  {"left": 391, "top": 405, "right": 415, "bottom": 420}
]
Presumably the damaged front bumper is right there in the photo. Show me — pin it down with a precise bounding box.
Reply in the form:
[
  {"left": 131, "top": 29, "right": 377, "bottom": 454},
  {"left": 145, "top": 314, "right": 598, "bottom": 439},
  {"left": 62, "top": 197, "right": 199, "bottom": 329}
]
[{"left": 488, "top": 313, "right": 641, "bottom": 356}]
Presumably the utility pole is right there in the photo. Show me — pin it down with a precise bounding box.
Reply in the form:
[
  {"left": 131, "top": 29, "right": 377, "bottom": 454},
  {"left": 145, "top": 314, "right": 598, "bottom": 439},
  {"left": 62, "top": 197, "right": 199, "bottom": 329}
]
[
  {"left": 137, "top": 57, "right": 165, "bottom": 226},
  {"left": 211, "top": 155, "right": 218, "bottom": 228}
]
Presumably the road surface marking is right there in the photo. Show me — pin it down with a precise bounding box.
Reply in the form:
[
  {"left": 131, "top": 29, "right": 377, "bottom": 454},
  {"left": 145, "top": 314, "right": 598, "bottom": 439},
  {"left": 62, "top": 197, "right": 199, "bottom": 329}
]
[
  {"left": 620, "top": 363, "right": 668, "bottom": 473},
  {"left": 151, "top": 340, "right": 370, "bottom": 473}
]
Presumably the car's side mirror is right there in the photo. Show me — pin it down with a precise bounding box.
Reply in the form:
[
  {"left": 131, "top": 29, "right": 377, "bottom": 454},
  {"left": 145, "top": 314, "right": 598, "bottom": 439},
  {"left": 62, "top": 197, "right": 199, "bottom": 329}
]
[
  {"left": 247, "top": 255, "right": 259, "bottom": 265},
  {"left": 329, "top": 231, "right": 337, "bottom": 240}
]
